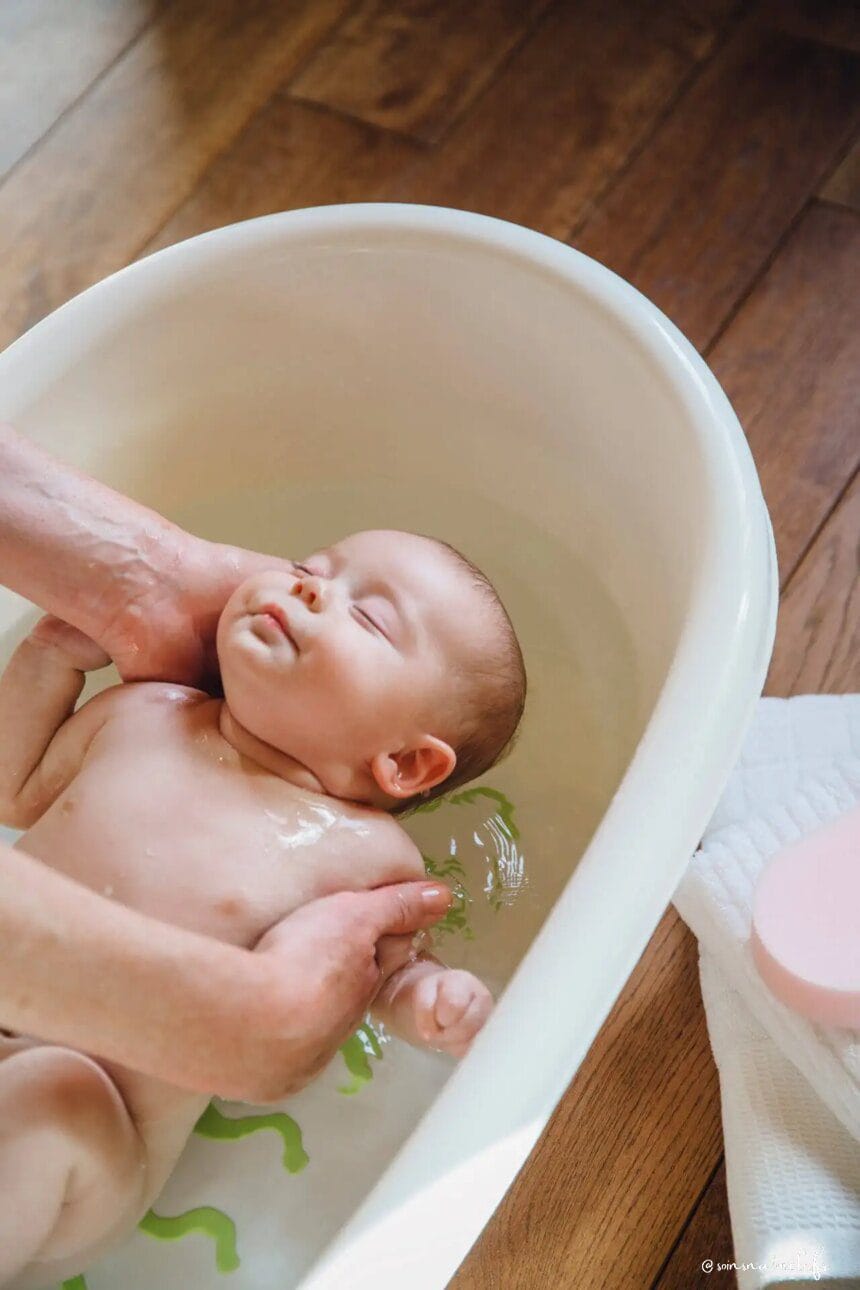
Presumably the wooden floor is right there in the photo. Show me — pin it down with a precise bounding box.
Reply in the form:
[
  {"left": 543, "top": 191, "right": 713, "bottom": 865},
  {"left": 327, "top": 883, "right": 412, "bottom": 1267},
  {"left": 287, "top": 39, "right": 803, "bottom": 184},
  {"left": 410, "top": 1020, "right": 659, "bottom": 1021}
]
[{"left": 2, "top": 1, "right": 858, "bottom": 1285}]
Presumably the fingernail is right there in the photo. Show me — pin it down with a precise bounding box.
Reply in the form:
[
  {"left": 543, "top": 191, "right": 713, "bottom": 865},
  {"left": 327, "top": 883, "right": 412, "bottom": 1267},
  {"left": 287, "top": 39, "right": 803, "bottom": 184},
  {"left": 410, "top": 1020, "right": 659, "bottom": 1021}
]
[{"left": 420, "top": 884, "right": 450, "bottom": 905}]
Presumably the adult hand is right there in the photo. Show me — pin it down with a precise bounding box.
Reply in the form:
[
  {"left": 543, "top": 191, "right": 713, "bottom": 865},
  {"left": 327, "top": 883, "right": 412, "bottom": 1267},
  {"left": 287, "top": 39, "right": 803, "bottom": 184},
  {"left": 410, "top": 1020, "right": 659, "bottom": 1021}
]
[
  {"left": 0, "top": 423, "right": 294, "bottom": 687},
  {"left": 237, "top": 882, "right": 453, "bottom": 1103}
]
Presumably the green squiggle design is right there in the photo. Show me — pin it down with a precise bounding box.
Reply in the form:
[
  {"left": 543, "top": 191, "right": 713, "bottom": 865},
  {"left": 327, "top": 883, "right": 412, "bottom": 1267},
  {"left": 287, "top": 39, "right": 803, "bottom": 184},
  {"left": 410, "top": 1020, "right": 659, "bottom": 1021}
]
[
  {"left": 338, "top": 1021, "right": 383, "bottom": 1095},
  {"left": 139, "top": 1206, "right": 239, "bottom": 1273},
  {"left": 448, "top": 786, "right": 520, "bottom": 839},
  {"left": 412, "top": 784, "right": 519, "bottom": 835},
  {"left": 61, "top": 1277, "right": 88, "bottom": 1290},
  {"left": 194, "top": 1102, "right": 308, "bottom": 1173}
]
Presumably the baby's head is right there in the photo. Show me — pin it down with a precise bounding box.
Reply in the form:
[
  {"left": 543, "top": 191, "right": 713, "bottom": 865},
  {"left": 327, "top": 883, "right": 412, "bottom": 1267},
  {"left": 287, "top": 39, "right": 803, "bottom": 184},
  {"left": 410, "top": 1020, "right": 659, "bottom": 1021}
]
[{"left": 216, "top": 529, "right": 526, "bottom": 812}]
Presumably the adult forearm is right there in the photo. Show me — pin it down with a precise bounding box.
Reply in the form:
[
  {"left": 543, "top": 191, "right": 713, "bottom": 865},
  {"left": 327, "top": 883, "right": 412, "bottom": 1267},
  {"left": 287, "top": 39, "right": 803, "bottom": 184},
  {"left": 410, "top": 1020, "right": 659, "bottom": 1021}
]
[
  {"left": 0, "top": 840, "right": 271, "bottom": 1097},
  {"left": 0, "top": 423, "right": 186, "bottom": 644}
]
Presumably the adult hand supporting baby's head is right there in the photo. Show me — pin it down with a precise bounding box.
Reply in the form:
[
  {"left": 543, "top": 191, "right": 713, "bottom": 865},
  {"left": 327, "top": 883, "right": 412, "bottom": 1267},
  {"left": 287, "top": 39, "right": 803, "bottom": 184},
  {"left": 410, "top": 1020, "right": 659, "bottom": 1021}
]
[
  {"left": 244, "top": 882, "right": 452, "bottom": 1104},
  {"left": 106, "top": 537, "right": 297, "bottom": 688},
  {"left": 0, "top": 420, "right": 296, "bottom": 688}
]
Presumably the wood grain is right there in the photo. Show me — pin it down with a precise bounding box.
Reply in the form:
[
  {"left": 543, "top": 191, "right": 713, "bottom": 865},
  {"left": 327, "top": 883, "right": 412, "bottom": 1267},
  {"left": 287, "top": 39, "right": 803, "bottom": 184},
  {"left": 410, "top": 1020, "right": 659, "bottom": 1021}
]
[
  {"left": 373, "top": 0, "right": 737, "bottom": 239},
  {"left": 655, "top": 1164, "right": 733, "bottom": 1289},
  {"left": 574, "top": 18, "right": 860, "bottom": 350},
  {"left": 820, "top": 136, "right": 860, "bottom": 212},
  {"left": 759, "top": 0, "right": 860, "bottom": 53},
  {"left": 291, "top": 0, "right": 552, "bottom": 144},
  {"left": 452, "top": 909, "right": 725, "bottom": 1290},
  {"left": 765, "top": 472, "right": 860, "bottom": 698},
  {"left": 142, "top": 95, "right": 418, "bottom": 257},
  {"left": 708, "top": 202, "right": 860, "bottom": 582},
  {"left": 0, "top": 0, "right": 349, "bottom": 349},
  {"left": 0, "top": 0, "right": 150, "bottom": 178}
]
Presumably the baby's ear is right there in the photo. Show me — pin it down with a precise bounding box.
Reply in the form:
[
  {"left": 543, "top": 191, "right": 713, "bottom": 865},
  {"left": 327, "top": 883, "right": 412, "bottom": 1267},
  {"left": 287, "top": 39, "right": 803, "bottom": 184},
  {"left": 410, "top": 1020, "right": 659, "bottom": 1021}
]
[{"left": 371, "top": 737, "right": 456, "bottom": 799}]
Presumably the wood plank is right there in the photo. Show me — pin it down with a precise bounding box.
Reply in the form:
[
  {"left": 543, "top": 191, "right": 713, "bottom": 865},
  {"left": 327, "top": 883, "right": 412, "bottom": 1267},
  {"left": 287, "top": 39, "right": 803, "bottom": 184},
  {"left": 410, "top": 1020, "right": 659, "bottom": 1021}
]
[
  {"left": 291, "top": 0, "right": 553, "bottom": 145},
  {"left": 708, "top": 202, "right": 860, "bottom": 582},
  {"left": 375, "top": 0, "right": 737, "bottom": 240},
  {"left": 656, "top": 1164, "right": 733, "bottom": 1288},
  {"left": 820, "top": 136, "right": 860, "bottom": 212},
  {"left": 0, "top": 0, "right": 349, "bottom": 350},
  {"left": 759, "top": 0, "right": 860, "bottom": 53},
  {"left": 765, "top": 472, "right": 860, "bottom": 697},
  {"left": 574, "top": 18, "right": 860, "bottom": 351},
  {"left": 452, "top": 909, "right": 725, "bottom": 1290},
  {"left": 142, "top": 95, "right": 418, "bottom": 257},
  {"left": 0, "top": 0, "right": 150, "bottom": 179}
]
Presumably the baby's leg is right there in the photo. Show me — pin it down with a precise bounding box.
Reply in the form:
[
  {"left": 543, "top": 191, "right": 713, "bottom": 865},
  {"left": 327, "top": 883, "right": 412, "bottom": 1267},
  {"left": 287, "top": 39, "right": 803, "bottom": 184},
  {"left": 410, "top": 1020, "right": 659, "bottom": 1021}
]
[{"left": 0, "top": 1045, "right": 146, "bottom": 1287}]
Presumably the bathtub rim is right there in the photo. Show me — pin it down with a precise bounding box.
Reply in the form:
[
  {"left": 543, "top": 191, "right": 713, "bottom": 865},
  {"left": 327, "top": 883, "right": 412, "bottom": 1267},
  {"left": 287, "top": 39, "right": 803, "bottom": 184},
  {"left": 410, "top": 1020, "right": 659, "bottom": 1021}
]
[{"left": 0, "top": 203, "right": 779, "bottom": 1288}]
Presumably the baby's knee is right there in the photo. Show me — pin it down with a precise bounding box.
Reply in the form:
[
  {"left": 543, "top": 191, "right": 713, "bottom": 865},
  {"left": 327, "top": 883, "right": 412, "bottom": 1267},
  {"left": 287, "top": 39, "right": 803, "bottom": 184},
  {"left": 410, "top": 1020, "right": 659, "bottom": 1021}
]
[{"left": 7, "top": 1047, "right": 144, "bottom": 1197}]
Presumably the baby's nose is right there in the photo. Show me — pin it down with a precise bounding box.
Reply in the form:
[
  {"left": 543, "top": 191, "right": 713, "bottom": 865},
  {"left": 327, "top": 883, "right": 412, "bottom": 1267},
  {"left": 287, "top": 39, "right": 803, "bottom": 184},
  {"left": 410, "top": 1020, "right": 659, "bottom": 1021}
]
[{"left": 292, "top": 575, "right": 325, "bottom": 612}]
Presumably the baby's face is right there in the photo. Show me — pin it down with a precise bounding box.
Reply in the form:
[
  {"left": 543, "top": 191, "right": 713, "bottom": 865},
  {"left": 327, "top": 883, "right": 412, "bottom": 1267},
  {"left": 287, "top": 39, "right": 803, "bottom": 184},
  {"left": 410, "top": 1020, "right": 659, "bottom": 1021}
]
[{"left": 216, "top": 530, "right": 488, "bottom": 794}]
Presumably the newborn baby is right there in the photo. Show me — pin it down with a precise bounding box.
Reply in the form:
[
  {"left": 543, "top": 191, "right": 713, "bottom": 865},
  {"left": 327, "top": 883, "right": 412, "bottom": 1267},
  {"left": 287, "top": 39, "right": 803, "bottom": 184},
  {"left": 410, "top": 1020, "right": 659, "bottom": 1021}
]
[{"left": 0, "top": 528, "right": 526, "bottom": 1288}]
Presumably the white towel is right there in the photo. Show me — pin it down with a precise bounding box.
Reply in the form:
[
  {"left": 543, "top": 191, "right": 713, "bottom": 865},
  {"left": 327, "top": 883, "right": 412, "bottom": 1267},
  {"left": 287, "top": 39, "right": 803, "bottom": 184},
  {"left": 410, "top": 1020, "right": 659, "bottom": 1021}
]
[{"left": 672, "top": 695, "right": 860, "bottom": 1289}]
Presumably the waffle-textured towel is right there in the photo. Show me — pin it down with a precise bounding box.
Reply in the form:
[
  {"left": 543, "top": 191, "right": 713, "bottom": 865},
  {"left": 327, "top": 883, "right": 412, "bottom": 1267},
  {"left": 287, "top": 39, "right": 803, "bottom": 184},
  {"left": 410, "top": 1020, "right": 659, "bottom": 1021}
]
[{"left": 672, "top": 695, "right": 860, "bottom": 1289}]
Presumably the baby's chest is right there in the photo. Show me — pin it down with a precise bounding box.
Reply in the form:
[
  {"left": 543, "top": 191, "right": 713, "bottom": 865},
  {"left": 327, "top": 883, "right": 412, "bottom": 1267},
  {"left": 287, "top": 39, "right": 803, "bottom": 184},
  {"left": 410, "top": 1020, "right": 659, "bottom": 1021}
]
[{"left": 28, "top": 731, "right": 408, "bottom": 946}]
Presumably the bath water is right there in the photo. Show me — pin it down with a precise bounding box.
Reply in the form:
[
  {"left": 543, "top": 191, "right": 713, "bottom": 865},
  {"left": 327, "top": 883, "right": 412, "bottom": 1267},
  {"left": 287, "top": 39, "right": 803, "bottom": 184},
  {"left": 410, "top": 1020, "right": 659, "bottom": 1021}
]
[{"left": 0, "top": 478, "right": 640, "bottom": 1289}]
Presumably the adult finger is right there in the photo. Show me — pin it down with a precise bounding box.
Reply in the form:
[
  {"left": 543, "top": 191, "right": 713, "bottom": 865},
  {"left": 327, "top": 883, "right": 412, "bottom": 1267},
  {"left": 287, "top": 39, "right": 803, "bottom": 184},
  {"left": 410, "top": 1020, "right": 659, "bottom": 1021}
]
[
  {"left": 361, "top": 881, "right": 452, "bottom": 938},
  {"left": 374, "top": 934, "right": 417, "bottom": 982}
]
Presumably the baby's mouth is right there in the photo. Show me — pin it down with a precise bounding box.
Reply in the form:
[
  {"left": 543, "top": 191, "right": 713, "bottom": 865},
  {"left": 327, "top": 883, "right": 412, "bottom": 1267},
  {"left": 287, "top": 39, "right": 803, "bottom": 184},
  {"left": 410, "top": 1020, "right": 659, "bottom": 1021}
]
[{"left": 253, "top": 603, "right": 298, "bottom": 652}]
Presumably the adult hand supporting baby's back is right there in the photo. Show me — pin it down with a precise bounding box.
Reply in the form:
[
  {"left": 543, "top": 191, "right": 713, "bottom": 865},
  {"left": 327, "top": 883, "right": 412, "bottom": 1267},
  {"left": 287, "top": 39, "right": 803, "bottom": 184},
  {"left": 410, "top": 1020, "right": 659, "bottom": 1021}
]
[
  {"left": 0, "top": 423, "right": 294, "bottom": 687},
  {"left": 244, "top": 883, "right": 453, "bottom": 1102}
]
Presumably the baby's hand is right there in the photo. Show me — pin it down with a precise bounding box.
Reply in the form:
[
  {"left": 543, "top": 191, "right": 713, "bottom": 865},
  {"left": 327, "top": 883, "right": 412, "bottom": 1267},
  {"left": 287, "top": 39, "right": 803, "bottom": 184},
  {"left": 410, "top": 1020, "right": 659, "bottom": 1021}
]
[
  {"left": 411, "top": 969, "right": 493, "bottom": 1058},
  {"left": 28, "top": 615, "right": 112, "bottom": 672}
]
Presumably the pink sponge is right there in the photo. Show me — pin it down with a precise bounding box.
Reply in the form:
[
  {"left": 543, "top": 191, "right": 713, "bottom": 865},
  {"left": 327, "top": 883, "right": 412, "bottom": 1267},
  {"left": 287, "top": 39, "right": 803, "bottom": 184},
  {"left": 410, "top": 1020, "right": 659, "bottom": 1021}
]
[{"left": 751, "top": 803, "right": 860, "bottom": 1030}]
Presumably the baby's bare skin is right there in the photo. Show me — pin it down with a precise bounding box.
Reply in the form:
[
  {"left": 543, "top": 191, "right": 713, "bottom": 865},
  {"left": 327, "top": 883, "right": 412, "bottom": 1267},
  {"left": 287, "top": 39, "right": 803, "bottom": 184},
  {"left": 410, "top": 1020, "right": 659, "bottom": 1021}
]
[{"left": 0, "top": 530, "right": 496, "bottom": 1287}]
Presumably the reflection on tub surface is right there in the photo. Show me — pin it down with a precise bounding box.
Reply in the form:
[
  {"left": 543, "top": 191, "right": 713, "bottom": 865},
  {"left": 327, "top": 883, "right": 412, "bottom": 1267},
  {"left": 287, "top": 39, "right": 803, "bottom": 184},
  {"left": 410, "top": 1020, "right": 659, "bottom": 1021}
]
[{"left": 36, "top": 475, "right": 639, "bottom": 1289}]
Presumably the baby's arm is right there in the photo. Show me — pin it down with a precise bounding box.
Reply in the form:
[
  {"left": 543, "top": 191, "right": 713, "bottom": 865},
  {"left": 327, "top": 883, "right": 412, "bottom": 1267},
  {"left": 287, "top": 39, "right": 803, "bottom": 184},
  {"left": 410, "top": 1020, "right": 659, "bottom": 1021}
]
[
  {"left": 371, "top": 951, "right": 493, "bottom": 1059},
  {"left": 0, "top": 615, "right": 112, "bottom": 827}
]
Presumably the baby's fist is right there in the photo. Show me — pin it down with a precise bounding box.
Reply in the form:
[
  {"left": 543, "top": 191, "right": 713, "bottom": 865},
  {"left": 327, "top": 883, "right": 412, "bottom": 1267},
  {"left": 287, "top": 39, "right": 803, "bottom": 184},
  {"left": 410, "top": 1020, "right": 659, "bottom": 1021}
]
[{"left": 412, "top": 969, "right": 493, "bottom": 1058}]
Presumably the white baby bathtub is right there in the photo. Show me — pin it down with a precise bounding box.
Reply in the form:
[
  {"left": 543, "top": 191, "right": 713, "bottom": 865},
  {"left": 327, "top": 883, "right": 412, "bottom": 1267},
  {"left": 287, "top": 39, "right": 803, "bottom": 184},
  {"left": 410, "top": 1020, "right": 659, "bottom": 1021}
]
[{"left": 0, "top": 205, "right": 777, "bottom": 1288}]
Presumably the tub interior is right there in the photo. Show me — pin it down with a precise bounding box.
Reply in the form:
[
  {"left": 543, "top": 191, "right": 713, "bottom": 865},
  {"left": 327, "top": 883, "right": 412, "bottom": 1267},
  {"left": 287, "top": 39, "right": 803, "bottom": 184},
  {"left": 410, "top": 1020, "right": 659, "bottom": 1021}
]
[{"left": 0, "top": 223, "right": 714, "bottom": 1287}]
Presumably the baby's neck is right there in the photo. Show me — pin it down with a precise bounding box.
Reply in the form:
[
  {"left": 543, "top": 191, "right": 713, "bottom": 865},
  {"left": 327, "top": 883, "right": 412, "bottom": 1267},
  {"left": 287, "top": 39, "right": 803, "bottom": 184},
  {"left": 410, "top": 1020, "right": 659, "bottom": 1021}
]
[{"left": 217, "top": 704, "right": 328, "bottom": 796}]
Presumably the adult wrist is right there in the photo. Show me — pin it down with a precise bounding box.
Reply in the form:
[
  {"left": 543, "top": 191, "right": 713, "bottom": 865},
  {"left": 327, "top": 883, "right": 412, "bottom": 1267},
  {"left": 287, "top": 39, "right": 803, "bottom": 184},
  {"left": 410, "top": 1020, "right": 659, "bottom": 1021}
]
[{"left": 210, "top": 952, "right": 302, "bottom": 1103}]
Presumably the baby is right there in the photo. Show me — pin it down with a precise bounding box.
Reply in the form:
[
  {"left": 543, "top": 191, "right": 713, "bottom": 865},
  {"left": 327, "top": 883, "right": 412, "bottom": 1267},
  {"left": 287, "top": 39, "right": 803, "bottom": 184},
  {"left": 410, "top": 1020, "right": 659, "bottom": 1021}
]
[{"left": 0, "top": 528, "right": 526, "bottom": 1288}]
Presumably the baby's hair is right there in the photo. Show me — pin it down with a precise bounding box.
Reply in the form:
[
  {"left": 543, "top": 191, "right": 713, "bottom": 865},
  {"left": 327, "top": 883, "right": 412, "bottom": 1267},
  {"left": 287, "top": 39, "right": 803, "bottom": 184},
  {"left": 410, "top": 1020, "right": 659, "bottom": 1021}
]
[{"left": 391, "top": 536, "right": 527, "bottom": 817}]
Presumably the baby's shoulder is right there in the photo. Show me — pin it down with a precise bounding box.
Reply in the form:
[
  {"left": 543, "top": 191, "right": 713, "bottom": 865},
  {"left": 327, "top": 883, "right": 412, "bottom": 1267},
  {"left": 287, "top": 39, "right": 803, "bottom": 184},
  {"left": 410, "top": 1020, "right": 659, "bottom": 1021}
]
[
  {"left": 82, "top": 680, "right": 209, "bottom": 726},
  {"left": 340, "top": 806, "right": 425, "bottom": 881}
]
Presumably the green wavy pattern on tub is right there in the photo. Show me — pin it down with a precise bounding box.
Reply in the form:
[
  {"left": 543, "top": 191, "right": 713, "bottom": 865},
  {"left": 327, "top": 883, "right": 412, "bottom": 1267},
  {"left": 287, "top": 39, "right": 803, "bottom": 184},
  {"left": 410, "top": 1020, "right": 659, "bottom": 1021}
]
[
  {"left": 139, "top": 1206, "right": 240, "bottom": 1273},
  {"left": 338, "top": 1019, "right": 384, "bottom": 1095},
  {"left": 416, "top": 785, "right": 519, "bottom": 915},
  {"left": 423, "top": 852, "right": 473, "bottom": 939},
  {"left": 413, "top": 785, "right": 519, "bottom": 838},
  {"left": 61, "top": 1276, "right": 88, "bottom": 1289},
  {"left": 194, "top": 1101, "right": 308, "bottom": 1173}
]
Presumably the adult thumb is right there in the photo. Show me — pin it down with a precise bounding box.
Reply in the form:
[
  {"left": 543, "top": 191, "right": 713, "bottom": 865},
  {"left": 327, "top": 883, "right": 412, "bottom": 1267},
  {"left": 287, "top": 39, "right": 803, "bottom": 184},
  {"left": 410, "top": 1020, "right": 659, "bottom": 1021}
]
[
  {"left": 363, "top": 881, "right": 452, "bottom": 937},
  {"left": 374, "top": 934, "right": 418, "bottom": 983}
]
